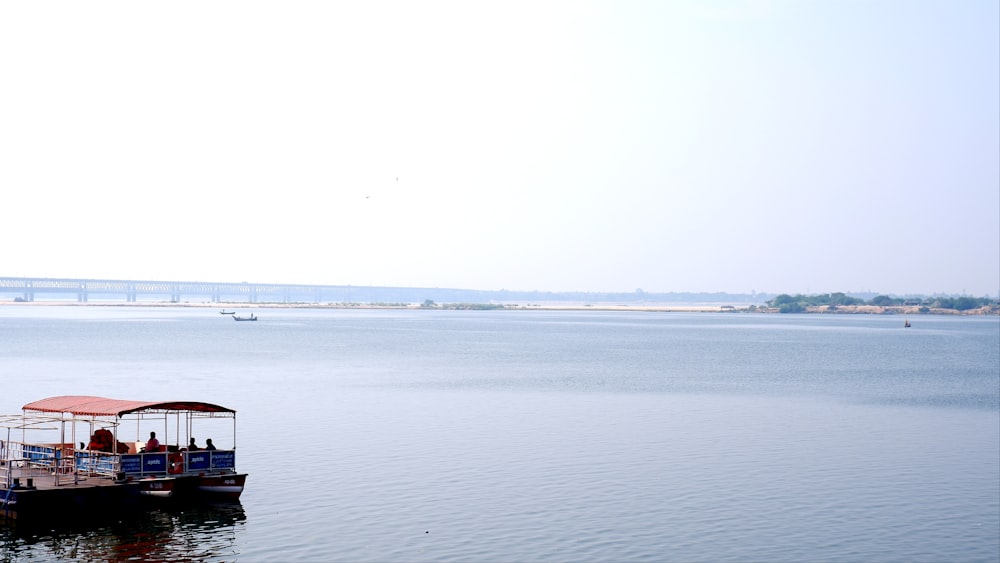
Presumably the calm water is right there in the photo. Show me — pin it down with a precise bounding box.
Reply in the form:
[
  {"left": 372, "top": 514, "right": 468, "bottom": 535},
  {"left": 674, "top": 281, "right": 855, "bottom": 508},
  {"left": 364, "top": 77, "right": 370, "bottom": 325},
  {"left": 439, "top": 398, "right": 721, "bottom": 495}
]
[{"left": 0, "top": 306, "right": 997, "bottom": 562}]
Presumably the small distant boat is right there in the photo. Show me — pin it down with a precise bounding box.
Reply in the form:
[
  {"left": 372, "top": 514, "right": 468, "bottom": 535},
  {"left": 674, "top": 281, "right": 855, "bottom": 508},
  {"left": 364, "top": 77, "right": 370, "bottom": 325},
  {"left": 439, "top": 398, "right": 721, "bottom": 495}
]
[
  {"left": 220, "top": 310, "right": 235, "bottom": 315},
  {"left": 232, "top": 314, "right": 257, "bottom": 322},
  {"left": 904, "top": 320, "right": 911, "bottom": 328}
]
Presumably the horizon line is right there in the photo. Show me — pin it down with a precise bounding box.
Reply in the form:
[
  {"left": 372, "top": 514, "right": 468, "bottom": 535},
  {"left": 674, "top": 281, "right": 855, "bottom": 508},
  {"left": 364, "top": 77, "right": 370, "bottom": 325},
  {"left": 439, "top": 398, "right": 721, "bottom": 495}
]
[{"left": 1, "top": 275, "right": 994, "bottom": 299}]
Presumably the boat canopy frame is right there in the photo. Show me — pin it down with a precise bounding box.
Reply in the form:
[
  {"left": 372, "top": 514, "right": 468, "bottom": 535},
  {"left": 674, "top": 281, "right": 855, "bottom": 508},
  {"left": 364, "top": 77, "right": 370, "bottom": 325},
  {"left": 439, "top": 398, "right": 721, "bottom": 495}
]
[
  {"left": 18, "top": 396, "right": 238, "bottom": 455},
  {"left": 22, "top": 396, "right": 236, "bottom": 418}
]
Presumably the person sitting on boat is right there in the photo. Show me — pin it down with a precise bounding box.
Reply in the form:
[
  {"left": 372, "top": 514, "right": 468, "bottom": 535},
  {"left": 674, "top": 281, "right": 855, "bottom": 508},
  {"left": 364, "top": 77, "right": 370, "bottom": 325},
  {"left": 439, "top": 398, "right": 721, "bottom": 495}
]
[
  {"left": 187, "top": 438, "right": 200, "bottom": 451},
  {"left": 204, "top": 438, "right": 217, "bottom": 451},
  {"left": 145, "top": 431, "right": 160, "bottom": 453}
]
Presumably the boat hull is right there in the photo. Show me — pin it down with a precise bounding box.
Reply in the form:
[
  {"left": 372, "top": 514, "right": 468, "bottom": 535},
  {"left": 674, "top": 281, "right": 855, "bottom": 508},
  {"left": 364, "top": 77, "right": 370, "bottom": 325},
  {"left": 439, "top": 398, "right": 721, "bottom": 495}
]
[
  {"left": 138, "top": 476, "right": 178, "bottom": 498},
  {"left": 2, "top": 481, "right": 143, "bottom": 522},
  {"left": 197, "top": 473, "right": 247, "bottom": 500},
  {"left": 133, "top": 473, "right": 246, "bottom": 502}
]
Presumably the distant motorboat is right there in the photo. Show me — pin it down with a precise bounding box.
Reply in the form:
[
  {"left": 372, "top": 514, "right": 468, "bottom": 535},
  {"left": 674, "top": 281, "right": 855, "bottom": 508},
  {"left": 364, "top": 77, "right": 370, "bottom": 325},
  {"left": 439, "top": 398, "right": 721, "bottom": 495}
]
[
  {"left": 233, "top": 314, "right": 257, "bottom": 322},
  {"left": 904, "top": 319, "right": 911, "bottom": 328},
  {"left": 220, "top": 310, "right": 235, "bottom": 315}
]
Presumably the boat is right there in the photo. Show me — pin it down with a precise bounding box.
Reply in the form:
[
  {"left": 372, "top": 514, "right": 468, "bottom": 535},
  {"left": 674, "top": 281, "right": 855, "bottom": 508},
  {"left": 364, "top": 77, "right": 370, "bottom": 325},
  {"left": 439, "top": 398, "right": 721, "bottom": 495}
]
[
  {"left": 904, "top": 320, "right": 911, "bottom": 328},
  {"left": 220, "top": 310, "right": 235, "bottom": 315},
  {"left": 232, "top": 314, "right": 257, "bottom": 321},
  {"left": 2, "top": 396, "right": 247, "bottom": 521}
]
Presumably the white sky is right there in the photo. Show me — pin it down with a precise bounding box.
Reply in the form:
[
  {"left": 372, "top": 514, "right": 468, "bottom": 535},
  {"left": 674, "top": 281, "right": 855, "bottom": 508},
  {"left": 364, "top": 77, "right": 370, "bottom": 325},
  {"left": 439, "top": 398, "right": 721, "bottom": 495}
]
[{"left": 2, "top": 1, "right": 998, "bottom": 296}]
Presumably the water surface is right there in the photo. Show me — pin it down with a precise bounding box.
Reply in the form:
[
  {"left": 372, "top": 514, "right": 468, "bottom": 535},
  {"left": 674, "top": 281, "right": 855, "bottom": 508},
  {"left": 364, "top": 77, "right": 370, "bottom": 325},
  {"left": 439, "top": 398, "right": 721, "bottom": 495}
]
[{"left": 1, "top": 307, "right": 997, "bottom": 562}]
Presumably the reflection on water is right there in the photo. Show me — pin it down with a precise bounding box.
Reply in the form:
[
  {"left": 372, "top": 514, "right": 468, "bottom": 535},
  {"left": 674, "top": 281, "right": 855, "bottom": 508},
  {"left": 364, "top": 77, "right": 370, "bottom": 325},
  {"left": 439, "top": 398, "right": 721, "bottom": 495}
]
[{"left": 1, "top": 502, "right": 245, "bottom": 562}]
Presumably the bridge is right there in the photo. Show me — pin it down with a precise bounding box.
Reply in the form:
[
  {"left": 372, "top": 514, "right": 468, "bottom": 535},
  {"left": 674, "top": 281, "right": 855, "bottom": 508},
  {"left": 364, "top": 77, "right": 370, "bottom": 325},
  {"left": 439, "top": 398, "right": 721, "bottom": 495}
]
[
  {"left": 0, "top": 277, "right": 770, "bottom": 306},
  {"left": 0, "top": 277, "right": 443, "bottom": 304}
]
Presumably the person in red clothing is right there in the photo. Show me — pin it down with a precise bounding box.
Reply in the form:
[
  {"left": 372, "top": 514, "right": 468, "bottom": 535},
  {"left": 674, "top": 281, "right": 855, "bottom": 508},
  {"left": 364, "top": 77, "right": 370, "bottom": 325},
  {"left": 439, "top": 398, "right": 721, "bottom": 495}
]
[{"left": 145, "top": 431, "right": 160, "bottom": 452}]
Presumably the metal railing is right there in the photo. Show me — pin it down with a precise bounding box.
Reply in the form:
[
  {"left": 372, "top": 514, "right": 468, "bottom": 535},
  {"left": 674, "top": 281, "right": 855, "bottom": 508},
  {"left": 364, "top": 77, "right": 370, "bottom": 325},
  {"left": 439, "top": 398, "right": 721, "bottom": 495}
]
[
  {"left": 1, "top": 442, "right": 77, "bottom": 487},
  {"left": 2, "top": 441, "right": 239, "bottom": 487}
]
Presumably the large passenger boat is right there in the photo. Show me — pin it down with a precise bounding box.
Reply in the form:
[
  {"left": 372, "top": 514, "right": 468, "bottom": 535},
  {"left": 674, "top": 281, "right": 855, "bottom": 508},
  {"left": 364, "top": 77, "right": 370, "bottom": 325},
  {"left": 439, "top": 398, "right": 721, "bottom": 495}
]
[{"left": 1, "top": 396, "right": 247, "bottom": 521}]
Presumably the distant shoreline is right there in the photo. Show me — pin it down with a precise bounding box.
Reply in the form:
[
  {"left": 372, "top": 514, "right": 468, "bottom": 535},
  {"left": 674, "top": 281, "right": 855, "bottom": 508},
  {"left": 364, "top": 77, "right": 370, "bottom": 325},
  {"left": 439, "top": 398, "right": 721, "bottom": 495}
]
[{"left": 1, "top": 300, "right": 997, "bottom": 315}]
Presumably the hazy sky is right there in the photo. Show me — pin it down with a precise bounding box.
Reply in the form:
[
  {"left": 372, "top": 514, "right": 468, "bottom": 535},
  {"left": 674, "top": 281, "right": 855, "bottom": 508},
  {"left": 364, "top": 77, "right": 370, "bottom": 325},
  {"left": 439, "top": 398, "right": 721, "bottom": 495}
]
[{"left": 2, "top": 1, "right": 998, "bottom": 296}]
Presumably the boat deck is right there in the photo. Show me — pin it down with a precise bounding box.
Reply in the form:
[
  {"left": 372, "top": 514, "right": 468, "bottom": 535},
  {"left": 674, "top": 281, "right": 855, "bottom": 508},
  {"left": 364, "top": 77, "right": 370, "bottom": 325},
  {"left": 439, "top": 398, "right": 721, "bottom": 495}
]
[{"left": 3, "top": 465, "right": 122, "bottom": 491}]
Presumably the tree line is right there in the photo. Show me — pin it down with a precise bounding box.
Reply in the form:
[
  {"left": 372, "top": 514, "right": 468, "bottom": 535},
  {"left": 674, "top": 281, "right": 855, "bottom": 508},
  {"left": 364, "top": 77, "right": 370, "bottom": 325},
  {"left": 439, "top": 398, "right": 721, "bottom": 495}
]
[{"left": 765, "top": 293, "right": 997, "bottom": 313}]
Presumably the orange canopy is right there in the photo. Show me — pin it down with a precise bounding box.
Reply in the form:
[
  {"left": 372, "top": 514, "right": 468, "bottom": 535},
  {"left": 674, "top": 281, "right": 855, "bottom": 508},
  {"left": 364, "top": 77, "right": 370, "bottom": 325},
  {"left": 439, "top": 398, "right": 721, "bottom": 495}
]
[{"left": 22, "top": 395, "right": 235, "bottom": 417}]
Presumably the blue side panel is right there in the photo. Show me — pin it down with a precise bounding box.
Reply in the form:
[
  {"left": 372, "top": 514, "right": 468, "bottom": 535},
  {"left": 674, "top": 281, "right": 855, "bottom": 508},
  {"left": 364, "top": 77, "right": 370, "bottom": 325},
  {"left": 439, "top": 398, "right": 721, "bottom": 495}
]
[
  {"left": 211, "top": 450, "right": 235, "bottom": 469},
  {"left": 74, "top": 452, "right": 89, "bottom": 472},
  {"left": 23, "top": 444, "right": 55, "bottom": 462},
  {"left": 75, "top": 452, "right": 117, "bottom": 474},
  {"left": 121, "top": 455, "right": 142, "bottom": 474},
  {"left": 187, "top": 452, "right": 211, "bottom": 471},
  {"left": 142, "top": 453, "right": 167, "bottom": 473}
]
